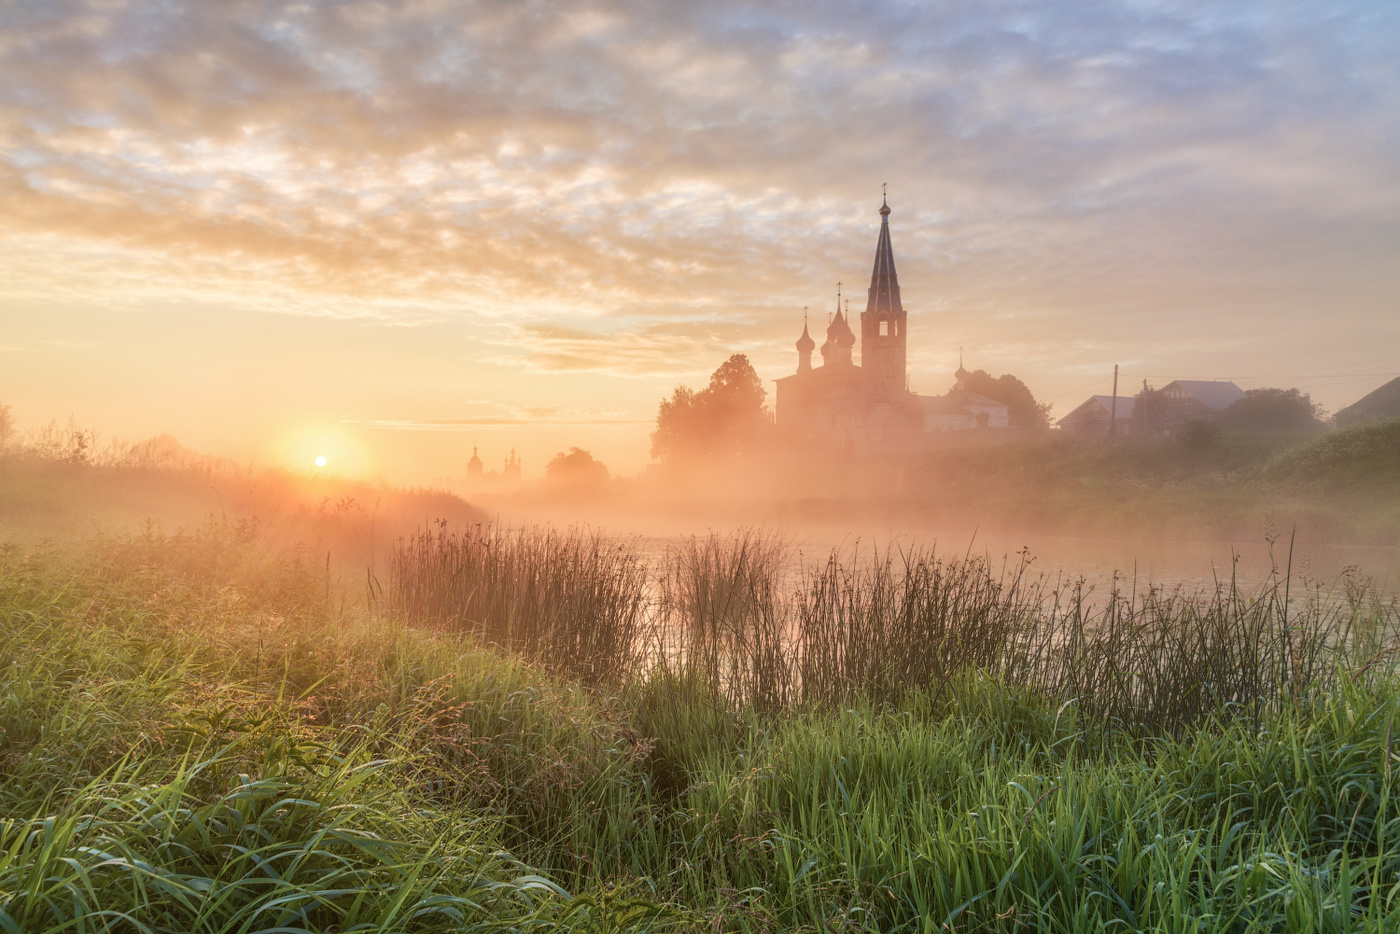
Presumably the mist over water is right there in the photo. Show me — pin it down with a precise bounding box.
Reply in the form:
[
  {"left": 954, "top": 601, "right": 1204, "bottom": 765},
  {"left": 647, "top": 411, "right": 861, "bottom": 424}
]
[{"left": 483, "top": 501, "right": 1398, "bottom": 599}]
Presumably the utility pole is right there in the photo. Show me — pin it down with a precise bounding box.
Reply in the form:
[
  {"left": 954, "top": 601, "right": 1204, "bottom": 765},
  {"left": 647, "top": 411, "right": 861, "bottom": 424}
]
[{"left": 1109, "top": 364, "right": 1119, "bottom": 439}]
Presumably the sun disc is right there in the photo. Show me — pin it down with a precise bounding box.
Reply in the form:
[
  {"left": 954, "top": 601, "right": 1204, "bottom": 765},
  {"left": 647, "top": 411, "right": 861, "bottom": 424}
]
[{"left": 315, "top": 455, "right": 327, "bottom": 467}]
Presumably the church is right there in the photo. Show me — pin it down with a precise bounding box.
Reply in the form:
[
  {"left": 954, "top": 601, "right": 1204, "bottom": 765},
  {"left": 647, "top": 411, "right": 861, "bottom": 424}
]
[{"left": 775, "top": 197, "right": 1009, "bottom": 454}]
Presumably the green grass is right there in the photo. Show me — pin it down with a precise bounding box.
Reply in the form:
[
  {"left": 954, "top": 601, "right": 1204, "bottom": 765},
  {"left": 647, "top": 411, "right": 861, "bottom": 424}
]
[{"left": 6, "top": 524, "right": 1400, "bottom": 931}]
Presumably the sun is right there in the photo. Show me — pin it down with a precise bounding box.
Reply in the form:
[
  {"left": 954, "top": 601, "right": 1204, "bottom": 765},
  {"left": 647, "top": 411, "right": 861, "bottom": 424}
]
[{"left": 315, "top": 455, "right": 327, "bottom": 467}]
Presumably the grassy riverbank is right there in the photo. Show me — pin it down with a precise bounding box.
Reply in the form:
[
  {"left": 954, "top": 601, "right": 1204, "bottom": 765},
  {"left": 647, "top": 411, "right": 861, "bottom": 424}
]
[{"left": 4, "top": 523, "right": 1400, "bottom": 932}]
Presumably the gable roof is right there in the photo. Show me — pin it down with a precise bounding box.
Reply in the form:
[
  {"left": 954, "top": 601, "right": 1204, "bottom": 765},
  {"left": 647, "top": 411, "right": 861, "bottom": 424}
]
[
  {"left": 918, "top": 395, "right": 972, "bottom": 415},
  {"left": 950, "top": 388, "right": 1009, "bottom": 409},
  {"left": 1057, "top": 394, "right": 1134, "bottom": 426},
  {"left": 1335, "top": 376, "right": 1400, "bottom": 426},
  {"left": 1161, "top": 380, "right": 1245, "bottom": 411},
  {"left": 917, "top": 389, "right": 1009, "bottom": 417}
]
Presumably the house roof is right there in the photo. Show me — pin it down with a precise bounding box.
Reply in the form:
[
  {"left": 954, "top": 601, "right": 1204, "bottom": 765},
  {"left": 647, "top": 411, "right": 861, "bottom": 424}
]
[
  {"left": 1093, "top": 394, "right": 1135, "bottom": 418},
  {"left": 1335, "top": 376, "right": 1400, "bottom": 426},
  {"left": 950, "top": 388, "right": 1008, "bottom": 408},
  {"left": 918, "top": 394, "right": 974, "bottom": 415},
  {"left": 1161, "top": 380, "right": 1245, "bottom": 411},
  {"left": 917, "top": 390, "right": 1007, "bottom": 416},
  {"left": 1057, "top": 394, "right": 1134, "bottom": 426}
]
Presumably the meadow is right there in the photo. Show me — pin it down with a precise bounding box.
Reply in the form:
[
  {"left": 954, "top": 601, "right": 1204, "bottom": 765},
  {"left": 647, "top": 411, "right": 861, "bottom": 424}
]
[{"left": 3, "top": 426, "right": 1400, "bottom": 932}]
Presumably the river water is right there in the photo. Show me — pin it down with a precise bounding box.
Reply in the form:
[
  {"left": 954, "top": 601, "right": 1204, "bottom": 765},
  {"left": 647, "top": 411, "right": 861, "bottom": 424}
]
[{"left": 493, "top": 504, "right": 1399, "bottom": 599}]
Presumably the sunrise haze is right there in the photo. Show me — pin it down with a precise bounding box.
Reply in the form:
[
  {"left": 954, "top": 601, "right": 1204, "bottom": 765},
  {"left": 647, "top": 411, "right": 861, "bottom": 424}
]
[{"left": 3, "top": 1, "right": 1399, "bottom": 481}]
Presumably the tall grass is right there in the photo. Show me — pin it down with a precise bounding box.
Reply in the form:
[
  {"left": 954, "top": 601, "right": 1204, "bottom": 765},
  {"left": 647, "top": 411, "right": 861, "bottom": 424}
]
[
  {"left": 655, "top": 529, "right": 792, "bottom": 711},
  {"left": 793, "top": 541, "right": 1386, "bottom": 733},
  {"left": 389, "top": 523, "right": 649, "bottom": 683},
  {"left": 8, "top": 522, "right": 1400, "bottom": 931},
  {"left": 0, "top": 736, "right": 551, "bottom": 933},
  {"left": 795, "top": 544, "right": 1040, "bottom": 709},
  {"left": 392, "top": 523, "right": 1399, "bottom": 734}
]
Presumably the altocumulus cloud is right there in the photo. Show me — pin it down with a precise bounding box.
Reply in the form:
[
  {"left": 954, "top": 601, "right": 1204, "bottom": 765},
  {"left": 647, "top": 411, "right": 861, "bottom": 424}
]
[{"left": 2, "top": 0, "right": 1398, "bottom": 381}]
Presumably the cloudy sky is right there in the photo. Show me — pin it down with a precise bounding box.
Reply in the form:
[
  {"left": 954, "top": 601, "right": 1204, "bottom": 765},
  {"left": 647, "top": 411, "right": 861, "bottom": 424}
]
[{"left": 3, "top": 0, "right": 1398, "bottom": 479}]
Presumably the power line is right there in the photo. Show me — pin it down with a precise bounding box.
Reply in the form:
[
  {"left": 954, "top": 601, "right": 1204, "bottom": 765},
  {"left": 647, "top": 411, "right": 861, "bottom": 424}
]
[{"left": 1125, "top": 373, "right": 1398, "bottom": 381}]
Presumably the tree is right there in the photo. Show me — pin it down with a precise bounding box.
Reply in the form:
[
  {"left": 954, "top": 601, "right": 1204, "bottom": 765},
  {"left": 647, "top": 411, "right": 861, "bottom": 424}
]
[
  {"left": 960, "top": 370, "right": 1052, "bottom": 431},
  {"left": 651, "top": 354, "right": 773, "bottom": 464},
  {"left": 1217, "top": 388, "right": 1327, "bottom": 433},
  {"left": 544, "top": 447, "right": 610, "bottom": 484},
  {"left": 1132, "top": 385, "right": 1170, "bottom": 435}
]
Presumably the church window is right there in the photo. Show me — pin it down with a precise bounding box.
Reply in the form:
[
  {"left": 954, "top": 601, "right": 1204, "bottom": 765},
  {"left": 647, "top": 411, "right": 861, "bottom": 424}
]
[{"left": 879, "top": 321, "right": 889, "bottom": 336}]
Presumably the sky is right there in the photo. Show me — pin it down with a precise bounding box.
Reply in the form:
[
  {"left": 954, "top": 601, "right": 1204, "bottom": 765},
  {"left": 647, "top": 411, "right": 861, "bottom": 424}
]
[{"left": 2, "top": 0, "right": 1398, "bottom": 482}]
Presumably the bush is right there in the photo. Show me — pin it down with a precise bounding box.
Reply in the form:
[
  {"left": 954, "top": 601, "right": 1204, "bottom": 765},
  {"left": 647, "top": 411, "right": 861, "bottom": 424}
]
[
  {"left": 1218, "top": 387, "right": 1327, "bottom": 433},
  {"left": 1178, "top": 419, "right": 1219, "bottom": 450},
  {"left": 1269, "top": 417, "right": 1400, "bottom": 487}
]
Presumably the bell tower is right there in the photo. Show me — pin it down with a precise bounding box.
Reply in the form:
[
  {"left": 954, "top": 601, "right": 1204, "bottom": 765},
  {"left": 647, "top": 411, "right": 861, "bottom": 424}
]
[{"left": 860, "top": 191, "right": 908, "bottom": 402}]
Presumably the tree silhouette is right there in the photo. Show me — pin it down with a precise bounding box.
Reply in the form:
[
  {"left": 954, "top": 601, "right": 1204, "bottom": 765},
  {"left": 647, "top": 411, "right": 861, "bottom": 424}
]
[
  {"left": 1133, "top": 385, "right": 1170, "bottom": 435},
  {"left": 1217, "top": 388, "right": 1327, "bottom": 433},
  {"left": 959, "top": 370, "right": 1052, "bottom": 430},
  {"left": 651, "top": 354, "right": 773, "bottom": 464},
  {"left": 545, "top": 447, "right": 610, "bottom": 483}
]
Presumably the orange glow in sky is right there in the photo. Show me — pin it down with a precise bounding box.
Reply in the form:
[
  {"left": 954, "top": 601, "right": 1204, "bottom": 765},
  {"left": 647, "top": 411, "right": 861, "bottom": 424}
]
[{"left": 2, "top": 3, "right": 1397, "bottom": 483}]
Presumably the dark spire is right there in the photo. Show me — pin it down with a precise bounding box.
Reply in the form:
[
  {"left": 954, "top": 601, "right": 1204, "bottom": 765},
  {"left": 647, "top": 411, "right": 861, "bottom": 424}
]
[{"left": 867, "top": 194, "right": 902, "bottom": 317}]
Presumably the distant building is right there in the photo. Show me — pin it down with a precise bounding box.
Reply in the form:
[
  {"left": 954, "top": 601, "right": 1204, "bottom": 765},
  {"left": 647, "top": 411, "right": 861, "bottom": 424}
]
[
  {"left": 1335, "top": 376, "right": 1400, "bottom": 426},
  {"left": 1059, "top": 379, "right": 1243, "bottom": 436},
  {"left": 1158, "top": 380, "right": 1245, "bottom": 421},
  {"left": 1058, "top": 394, "right": 1136, "bottom": 436},
  {"left": 775, "top": 197, "right": 1009, "bottom": 455},
  {"left": 464, "top": 446, "right": 522, "bottom": 487}
]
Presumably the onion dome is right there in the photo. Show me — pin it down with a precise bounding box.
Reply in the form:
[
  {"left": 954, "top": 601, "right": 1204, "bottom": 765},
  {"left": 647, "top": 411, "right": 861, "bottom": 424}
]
[
  {"left": 829, "top": 309, "right": 856, "bottom": 347},
  {"left": 796, "top": 320, "right": 816, "bottom": 353}
]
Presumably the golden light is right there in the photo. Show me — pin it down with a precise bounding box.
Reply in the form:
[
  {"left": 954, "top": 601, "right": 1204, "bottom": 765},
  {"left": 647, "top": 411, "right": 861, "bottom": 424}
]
[{"left": 267, "top": 423, "right": 375, "bottom": 477}]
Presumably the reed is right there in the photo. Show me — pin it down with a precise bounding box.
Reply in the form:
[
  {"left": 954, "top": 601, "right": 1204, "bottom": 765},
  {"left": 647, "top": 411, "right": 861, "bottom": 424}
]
[
  {"left": 7, "top": 527, "right": 1400, "bottom": 931},
  {"left": 789, "top": 540, "right": 1392, "bottom": 732},
  {"left": 795, "top": 543, "right": 1040, "bottom": 708},
  {"left": 389, "top": 523, "right": 1399, "bottom": 736},
  {"left": 654, "top": 527, "right": 792, "bottom": 711},
  {"left": 789, "top": 541, "right": 1370, "bottom": 732},
  {"left": 388, "top": 522, "right": 649, "bottom": 683}
]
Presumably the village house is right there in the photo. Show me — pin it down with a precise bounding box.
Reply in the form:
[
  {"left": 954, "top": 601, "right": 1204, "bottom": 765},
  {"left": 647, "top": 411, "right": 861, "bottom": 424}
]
[
  {"left": 1335, "top": 376, "right": 1400, "bottom": 426},
  {"left": 1057, "top": 394, "right": 1136, "bottom": 437},
  {"left": 1058, "top": 379, "right": 1244, "bottom": 436}
]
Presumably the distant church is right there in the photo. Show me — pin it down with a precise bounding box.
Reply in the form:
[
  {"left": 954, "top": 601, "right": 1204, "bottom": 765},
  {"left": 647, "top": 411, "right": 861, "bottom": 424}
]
[
  {"left": 466, "top": 446, "right": 521, "bottom": 486},
  {"left": 775, "top": 197, "right": 1009, "bottom": 454}
]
